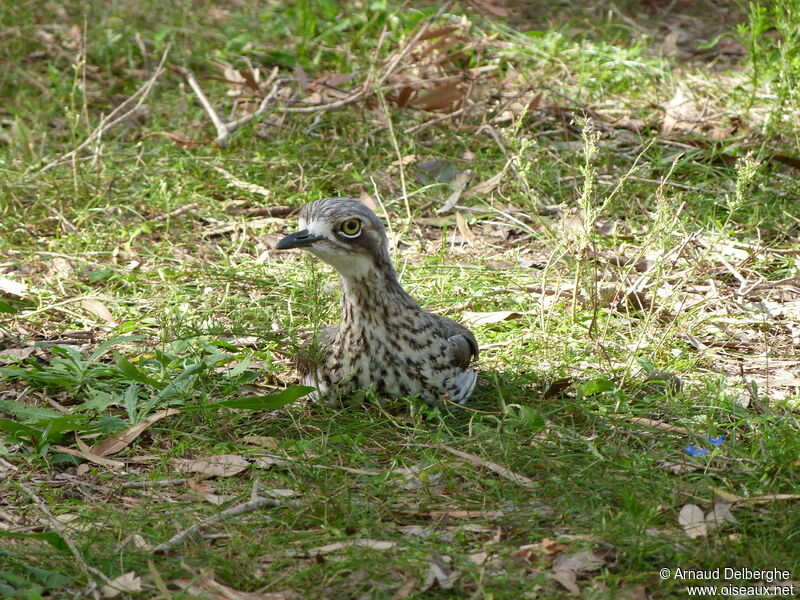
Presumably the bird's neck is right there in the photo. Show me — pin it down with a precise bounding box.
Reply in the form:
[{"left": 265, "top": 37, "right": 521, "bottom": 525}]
[{"left": 338, "top": 269, "right": 418, "bottom": 328}]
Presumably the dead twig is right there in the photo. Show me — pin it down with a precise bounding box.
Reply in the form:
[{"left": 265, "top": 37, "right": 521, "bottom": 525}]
[
  {"left": 120, "top": 478, "right": 189, "bottom": 489},
  {"left": 153, "top": 495, "right": 291, "bottom": 553},
  {"left": 38, "top": 46, "right": 170, "bottom": 174},
  {"left": 434, "top": 444, "right": 536, "bottom": 489},
  {"left": 211, "top": 166, "right": 271, "bottom": 197},
  {"left": 16, "top": 482, "right": 112, "bottom": 591},
  {"left": 153, "top": 202, "right": 199, "bottom": 222},
  {"left": 174, "top": 66, "right": 281, "bottom": 145}
]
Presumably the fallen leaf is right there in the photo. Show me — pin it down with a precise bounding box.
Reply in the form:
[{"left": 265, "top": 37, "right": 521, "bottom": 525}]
[
  {"left": 705, "top": 502, "right": 736, "bottom": 530},
  {"left": 0, "top": 347, "right": 37, "bottom": 364},
  {"left": 78, "top": 298, "right": 116, "bottom": 325},
  {"left": 296, "top": 539, "right": 397, "bottom": 556},
  {"left": 467, "top": 551, "right": 488, "bottom": 565},
  {"left": 93, "top": 409, "right": 180, "bottom": 457},
  {"left": 121, "top": 533, "right": 152, "bottom": 551},
  {"left": 51, "top": 445, "right": 125, "bottom": 469},
  {"left": 461, "top": 311, "right": 524, "bottom": 326},
  {"left": 100, "top": 572, "right": 142, "bottom": 598},
  {"left": 187, "top": 479, "right": 231, "bottom": 506},
  {"left": 542, "top": 537, "right": 572, "bottom": 557},
  {"left": 661, "top": 87, "right": 704, "bottom": 137},
  {"left": 173, "top": 454, "right": 249, "bottom": 477},
  {"left": 464, "top": 165, "right": 508, "bottom": 198},
  {"left": 392, "top": 578, "right": 416, "bottom": 599},
  {"left": 550, "top": 550, "right": 607, "bottom": 594},
  {"left": 50, "top": 257, "right": 74, "bottom": 278},
  {"left": 678, "top": 503, "right": 707, "bottom": 538},
  {"left": 0, "top": 277, "right": 28, "bottom": 298},
  {"left": 417, "top": 25, "right": 462, "bottom": 42},
  {"left": 455, "top": 211, "right": 476, "bottom": 244},
  {"left": 422, "top": 556, "right": 459, "bottom": 591},
  {"left": 412, "top": 82, "right": 463, "bottom": 111}
]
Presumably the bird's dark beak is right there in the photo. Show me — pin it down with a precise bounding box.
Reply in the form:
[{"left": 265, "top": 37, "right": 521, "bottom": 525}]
[{"left": 275, "top": 229, "right": 324, "bottom": 250}]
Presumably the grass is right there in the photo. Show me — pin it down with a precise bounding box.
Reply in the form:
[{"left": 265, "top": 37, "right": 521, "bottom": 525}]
[{"left": 2, "top": 0, "right": 800, "bottom": 598}]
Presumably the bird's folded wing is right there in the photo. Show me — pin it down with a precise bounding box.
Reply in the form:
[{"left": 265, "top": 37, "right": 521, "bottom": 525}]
[{"left": 439, "top": 316, "right": 479, "bottom": 368}]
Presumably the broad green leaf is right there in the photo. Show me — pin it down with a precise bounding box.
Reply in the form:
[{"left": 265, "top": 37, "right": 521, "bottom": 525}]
[
  {"left": 0, "top": 300, "right": 17, "bottom": 314},
  {"left": 0, "top": 400, "right": 62, "bottom": 423},
  {"left": 0, "top": 531, "right": 69, "bottom": 553},
  {"left": 88, "top": 335, "right": 146, "bottom": 363},
  {"left": 578, "top": 378, "right": 616, "bottom": 398},
  {"left": 34, "top": 414, "right": 91, "bottom": 436},
  {"left": 0, "top": 418, "right": 41, "bottom": 440},
  {"left": 113, "top": 352, "right": 162, "bottom": 389}
]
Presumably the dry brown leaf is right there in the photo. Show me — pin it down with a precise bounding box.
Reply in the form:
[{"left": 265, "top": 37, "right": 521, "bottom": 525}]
[
  {"left": 423, "top": 556, "right": 459, "bottom": 591},
  {"left": 50, "top": 257, "right": 75, "bottom": 278},
  {"left": 51, "top": 445, "right": 125, "bottom": 469},
  {"left": 297, "top": 539, "right": 397, "bottom": 556},
  {"left": 705, "top": 502, "right": 736, "bottom": 530},
  {"left": 392, "top": 578, "right": 416, "bottom": 600},
  {"left": 100, "top": 572, "right": 142, "bottom": 598},
  {"left": 396, "top": 86, "right": 415, "bottom": 107},
  {"left": 469, "top": 0, "right": 510, "bottom": 17},
  {"left": 461, "top": 311, "right": 524, "bottom": 326},
  {"left": 240, "top": 435, "right": 279, "bottom": 448},
  {"left": 550, "top": 550, "right": 607, "bottom": 594},
  {"left": 173, "top": 454, "right": 249, "bottom": 477},
  {"left": 678, "top": 503, "right": 707, "bottom": 538},
  {"left": 93, "top": 409, "right": 180, "bottom": 457},
  {"left": 661, "top": 87, "right": 704, "bottom": 137},
  {"left": 187, "top": 479, "right": 231, "bottom": 506},
  {"left": 467, "top": 552, "right": 488, "bottom": 565},
  {"left": 0, "top": 347, "right": 37, "bottom": 364},
  {"left": 542, "top": 537, "right": 572, "bottom": 557},
  {"left": 412, "top": 82, "right": 463, "bottom": 111},
  {"left": 417, "top": 25, "right": 462, "bottom": 42},
  {"left": 78, "top": 298, "right": 116, "bottom": 325},
  {"left": 455, "top": 211, "right": 476, "bottom": 244},
  {"left": 464, "top": 166, "right": 507, "bottom": 198}
]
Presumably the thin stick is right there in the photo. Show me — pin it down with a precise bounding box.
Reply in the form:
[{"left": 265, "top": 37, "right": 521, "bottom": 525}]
[
  {"left": 211, "top": 166, "right": 271, "bottom": 197},
  {"left": 434, "top": 444, "right": 536, "bottom": 489},
  {"left": 16, "top": 482, "right": 112, "bottom": 588},
  {"left": 121, "top": 478, "right": 189, "bottom": 489},
  {"left": 173, "top": 66, "right": 229, "bottom": 140},
  {"left": 153, "top": 495, "right": 289, "bottom": 553},
  {"left": 39, "top": 46, "right": 170, "bottom": 174}
]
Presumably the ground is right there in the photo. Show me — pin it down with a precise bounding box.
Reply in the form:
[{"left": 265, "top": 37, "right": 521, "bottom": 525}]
[{"left": 1, "top": 0, "right": 800, "bottom": 598}]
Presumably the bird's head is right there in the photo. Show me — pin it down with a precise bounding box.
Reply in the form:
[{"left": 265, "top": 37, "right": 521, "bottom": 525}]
[{"left": 276, "top": 197, "right": 393, "bottom": 280}]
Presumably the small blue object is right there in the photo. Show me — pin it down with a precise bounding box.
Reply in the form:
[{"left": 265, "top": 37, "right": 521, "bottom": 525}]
[
  {"left": 707, "top": 435, "right": 725, "bottom": 446},
  {"left": 686, "top": 445, "right": 709, "bottom": 457}
]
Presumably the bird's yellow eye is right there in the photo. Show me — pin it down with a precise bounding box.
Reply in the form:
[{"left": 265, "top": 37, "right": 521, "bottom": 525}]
[{"left": 339, "top": 218, "right": 362, "bottom": 237}]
